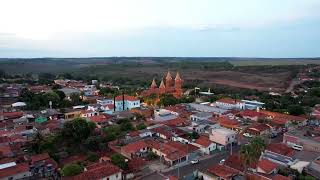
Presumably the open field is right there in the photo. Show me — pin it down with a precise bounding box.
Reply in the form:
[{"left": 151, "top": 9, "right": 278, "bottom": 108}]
[{"left": 1, "top": 57, "right": 319, "bottom": 92}]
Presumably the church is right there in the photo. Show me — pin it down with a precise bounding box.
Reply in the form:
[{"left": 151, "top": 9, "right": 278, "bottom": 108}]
[{"left": 141, "top": 71, "right": 183, "bottom": 98}]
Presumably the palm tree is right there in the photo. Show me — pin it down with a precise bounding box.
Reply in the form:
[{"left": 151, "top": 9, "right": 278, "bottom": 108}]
[
  {"left": 251, "top": 137, "right": 266, "bottom": 159},
  {"left": 240, "top": 145, "right": 255, "bottom": 172}
]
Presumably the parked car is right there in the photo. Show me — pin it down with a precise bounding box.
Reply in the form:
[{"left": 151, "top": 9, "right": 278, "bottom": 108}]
[
  {"left": 191, "top": 159, "right": 199, "bottom": 164},
  {"left": 219, "top": 159, "right": 225, "bottom": 164},
  {"left": 243, "top": 133, "right": 253, "bottom": 138}
]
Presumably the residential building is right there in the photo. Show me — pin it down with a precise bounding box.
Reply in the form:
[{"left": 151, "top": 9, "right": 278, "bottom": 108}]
[
  {"left": 241, "top": 99, "right": 265, "bottom": 110},
  {"left": 198, "top": 164, "right": 242, "bottom": 180},
  {"left": 71, "top": 162, "right": 122, "bottom": 180},
  {"left": 261, "top": 143, "right": 297, "bottom": 166},
  {"left": 114, "top": 95, "right": 140, "bottom": 111},
  {"left": 190, "top": 112, "right": 212, "bottom": 122},
  {"left": 210, "top": 128, "right": 236, "bottom": 148},
  {"left": 153, "top": 109, "right": 178, "bottom": 121},
  {"left": 257, "top": 159, "right": 279, "bottom": 175},
  {"left": 193, "top": 135, "right": 216, "bottom": 155},
  {"left": 215, "top": 98, "right": 244, "bottom": 110},
  {"left": 0, "top": 162, "right": 31, "bottom": 180}
]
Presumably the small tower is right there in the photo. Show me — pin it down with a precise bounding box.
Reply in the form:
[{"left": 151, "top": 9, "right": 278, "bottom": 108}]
[
  {"left": 165, "top": 71, "right": 173, "bottom": 88},
  {"left": 175, "top": 72, "right": 182, "bottom": 96},
  {"left": 159, "top": 79, "right": 166, "bottom": 94},
  {"left": 150, "top": 78, "right": 157, "bottom": 89}
]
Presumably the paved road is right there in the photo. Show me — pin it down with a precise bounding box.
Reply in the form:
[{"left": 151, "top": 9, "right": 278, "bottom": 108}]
[
  {"left": 163, "top": 146, "right": 240, "bottom": 179},
  {"left": 163, "top": 152, "right": 228, "bottom": 179}
]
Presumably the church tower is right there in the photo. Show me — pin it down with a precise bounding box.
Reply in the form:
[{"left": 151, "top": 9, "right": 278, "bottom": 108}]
[
  {"left": 175, "top": 72, "right": 182, "bottom": 96},
  {"left": 159, "top": 79, "right": 166, "bottom": 94},
  {"left": 150, "top": 78, "right": 157, "bottom": 89},
  {"left": 165, "top": 71, "right": 173, "bottom": 88}
]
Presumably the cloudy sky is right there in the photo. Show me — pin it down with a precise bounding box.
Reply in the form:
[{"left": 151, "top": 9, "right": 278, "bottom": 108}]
[{"left": 0, "top": 0, "right": 320, "bottom": 58}]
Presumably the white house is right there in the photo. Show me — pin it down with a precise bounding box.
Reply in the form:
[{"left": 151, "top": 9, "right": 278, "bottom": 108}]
[
  {"left": 215, "top": 98, "right": 244, "bottom": 109},
  {"left": 192, "top": 135, "right": 216, "bottom": 155},
  {"left": 114, "top": 95, "right": 140, "bottom": 111},
  {"left": 190, "top": 112, "right": 212, "bottom": 122}
]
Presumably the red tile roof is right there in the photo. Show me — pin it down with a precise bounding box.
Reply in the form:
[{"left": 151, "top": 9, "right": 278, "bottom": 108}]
[
  {"left": 219, "top": 117, "right": 239, "bottom": 128},
  {"left": 225, "top": 154, "right": 257, "bottom": 171},
  {"left": 31, "top": 153, "right": 50, "bottom": 164},
  {"left": 257, "top": 159, "right": 278, "bottom": 174},
  {"left": 160, "top": 117, "right": 189, "bottom": 127},
  {"left": 71, "top": 162, "right": 121, "bottom": 180},
  {"left": 0, "top": 111, "right": 23, "bottom": 119},
  {"left": 0, "top": 163, "right": 29, "bottom": 179},
  {"left": 121, "top": 140, "right": 148, "bottom": 154},
  {"left": 115, "top": 95, "right": 138, "bottom": 101},
  {"left": 240, "top": 110, "right": 266, "bottom": 118},
  {"left": 266, "top": 143, "right": 295, "bottom": 157},
  {"left": 195, "top": 135, "right": 213, "bottom": 147},
  {"left": 128, "top": 157, "right": 146, "bottom": 171},
  {"left": 216, "top": 98, "right": 238, "bottom": 105},
  {"left": 247, "top": 123, "right": 270, "bottom": 133},
  {"left": 207, "top": 164, "right": 239, "bottom": 179},
  {"left": 89, "top": 115, "right": 111, "bottom": 123}
]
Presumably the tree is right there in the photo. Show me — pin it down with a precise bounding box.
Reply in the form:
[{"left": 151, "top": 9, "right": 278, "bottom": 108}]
[
  {"left": 43, "top": 91, "right": 60, "bottom": 108},
  {"left": 61, "top": 164, "right": 83, "bottom": 177},
  {"left": 84, "top": 136, "right": 103, "bottom": 151},
  {"left": 159, "top": 94, "right": 179, "bottom": 106},
  {"left": 136, "top": 123, "right": 147, "bottom": 130},
  {"left": 188, "top": 131, "right": 199, "bottom": 139},
  {"left": 70, "top": 93, "right": 81, "bottom": 105},
  {"left": 111, "top": 154, "right": 128, "bottom": 170},
  {"left": 38, "top": 73, "right": 55, "bottom": 84},
  {"left": 54, "top": 90, "right": 66, "bottom": 100},
  {"left": 61, "top": 118, "right": 96, "bottom": 144},
  {"left": 86, "top": 152, "right": 99, "bottom": 162},
  {"left": 240, "top": 137, "right": 266, "bottom": 172},
  {"left": 288, "top": 105, "right": 305, "bottom": 115}
]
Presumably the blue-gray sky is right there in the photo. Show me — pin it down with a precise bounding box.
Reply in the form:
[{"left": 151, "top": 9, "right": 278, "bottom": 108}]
[{"left": 0, "top": 0, "right": 320, "bottom": 58}]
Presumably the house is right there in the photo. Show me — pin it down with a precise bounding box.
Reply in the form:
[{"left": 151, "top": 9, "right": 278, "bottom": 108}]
[
  {"left": 193, "top": 135, "right": 216, "bottom": 155},
  {"left": 70, "top": 162, "right": 122, "bottom": 180},
  {"left": 241, "top": 100, "right": 265, "bottom": 110},
  {"left": 210, "top": 128, "right": 236, "bottom": 149},
  {"left": 81, "top": 110, "right": 99, "bottom": 118},
  {"left": 114, "top": 95, "right": 140, "bottom": 111},
  {"left": 151, "top": 125, "right": 185, "bottom": 140},
  {"left": 198, "top": 164, "right": 242, "bottom": 180},
  {"left": 29, "top": 153, "right": 58, "bottom": 178},
  {"left": 218, "top": 117, "right": 239, "bottom": 131},
  {"left": 215, "top": 98, "right": 244, "bottom": 110},
  {"left": 190, "top": 112, "right": 212, "bottom": 122},
  {"left": 224, "top": 154, "right": 257, "bottom": 172},
  {"left": 153, "top": 109, "right": 178, "bottom": 121},
  {"left": 0, "top": 162, "right": 31, "bottom": 180},
  {"left": 63, "top": 109, "right": 82, "bottom": 120},
  {"left": 257, "top": 159, "right": 279, "bottom": 175},
  {"left": 240, "top": 109, "right": 267, "bottom": 121},
  {"left": 121, "top": 140, "right": 150, "bottom": 159},
  {"left": 245, "top": 123, "right": 271, "bottom": 136},
  {"left": 89, "top": 114, "right": 112, "bottom": 127},
  {"left": 261, "top": 143, "right": 296, "bottom": 166}
]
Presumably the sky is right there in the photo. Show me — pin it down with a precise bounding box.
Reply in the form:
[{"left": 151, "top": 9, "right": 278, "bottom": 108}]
[{"left": 0, "top": 0, "right": 320, "bottom": 58}]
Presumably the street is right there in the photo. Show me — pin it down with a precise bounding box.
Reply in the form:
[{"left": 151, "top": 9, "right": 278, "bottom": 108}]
[
  {"left": 163, "top": 146, "right": 240, "bottom": 179},
  {"left": 163, "top": 152, "right": 227, "bottom": 178}
]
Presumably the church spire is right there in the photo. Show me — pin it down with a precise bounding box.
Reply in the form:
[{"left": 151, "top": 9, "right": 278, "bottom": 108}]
[
  {"left": 150, "top": 78, "right": 157, "bottom": 89},
  {"left": 175, "top": 72, "right": 182, "bottom": 81},
  {"left": 165, "top": 71, "right": 173, "bottom": 87},
  {"left": 159, "top": 79, "right": 166, "bottom": 94}
]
